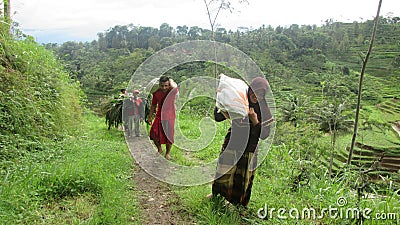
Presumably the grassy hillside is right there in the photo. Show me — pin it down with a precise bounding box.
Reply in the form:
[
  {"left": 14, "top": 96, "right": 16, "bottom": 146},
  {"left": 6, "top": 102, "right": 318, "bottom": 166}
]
[
  {"left": 0, "top": 25, "right": 83, "bottom": 163},
  {"left": 1, "top": 21, "right": 140, "bottom": 224},
  {"left": 0, "top": 113, "right": 141, "bottom": 224}
]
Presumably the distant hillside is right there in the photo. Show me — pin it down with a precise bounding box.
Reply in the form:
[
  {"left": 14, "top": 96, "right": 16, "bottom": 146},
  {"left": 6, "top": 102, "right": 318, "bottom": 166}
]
[{"left": 46, "top": 17, "right": 399, "bottom": 113}]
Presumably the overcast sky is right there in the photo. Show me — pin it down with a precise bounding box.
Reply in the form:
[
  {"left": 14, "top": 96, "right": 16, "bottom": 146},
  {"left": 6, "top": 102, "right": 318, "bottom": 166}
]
[{"left": 10, "top": 0, "right": 400, "bottom": 43}]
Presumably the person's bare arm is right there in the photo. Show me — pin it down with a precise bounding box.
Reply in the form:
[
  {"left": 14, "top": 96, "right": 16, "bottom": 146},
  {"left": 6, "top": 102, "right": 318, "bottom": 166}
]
[
  {"left": 148, "top": 104, "right": 156, "bottom": 125},
  {"left": 248, "top": 108, "right": 259, "bottom": 126}
]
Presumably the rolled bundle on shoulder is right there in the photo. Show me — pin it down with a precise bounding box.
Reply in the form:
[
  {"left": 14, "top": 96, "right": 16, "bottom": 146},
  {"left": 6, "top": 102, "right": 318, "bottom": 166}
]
[
  {"left": 216, "top": 74, "right": 249, "bottom": 119},
  {"left": 146, "top": 78, "right": 160, "bottom": 94},
  {"left": 169, "top": 79, "right": 177, "bottom": 89}
]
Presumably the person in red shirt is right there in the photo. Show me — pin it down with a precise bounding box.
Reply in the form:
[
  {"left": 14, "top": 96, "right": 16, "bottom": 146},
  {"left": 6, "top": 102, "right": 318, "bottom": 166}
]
[
  {"left": 131, "top": 90, "right": 144, "bottom": 137},
  {"left": 147, "top": 76, "right": 178, "bottom": 160},
  {"left": 123, "top": 90, "right": 144, "bottom": 137}
]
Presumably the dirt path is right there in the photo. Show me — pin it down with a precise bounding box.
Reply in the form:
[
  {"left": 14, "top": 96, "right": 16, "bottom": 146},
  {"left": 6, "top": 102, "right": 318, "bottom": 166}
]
[{"left": 126, "top": 136, "right": 194, "bottom": 225}]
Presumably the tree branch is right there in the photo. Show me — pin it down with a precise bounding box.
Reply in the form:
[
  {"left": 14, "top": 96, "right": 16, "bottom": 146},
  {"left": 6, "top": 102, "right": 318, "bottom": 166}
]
[
  {"left": 347, "top": 0, "right": 382, "bottom": 165},
  {"left": 212, "top": 1, "right": 226, "bottom": 31},
  {"left": 203, "top": 0, "right": 215, "bottom": 33}
]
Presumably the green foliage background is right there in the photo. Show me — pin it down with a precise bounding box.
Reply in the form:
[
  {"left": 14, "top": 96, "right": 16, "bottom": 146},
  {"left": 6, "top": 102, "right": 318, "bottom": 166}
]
[{"left": 47, "top": 18, "right": 400, "bottom": 113}]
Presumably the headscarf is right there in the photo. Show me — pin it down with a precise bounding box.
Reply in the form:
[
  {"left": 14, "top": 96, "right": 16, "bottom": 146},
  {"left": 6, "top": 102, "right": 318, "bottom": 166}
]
[{"left": 249, "top": 77, "right": 274, "bottom": 139}]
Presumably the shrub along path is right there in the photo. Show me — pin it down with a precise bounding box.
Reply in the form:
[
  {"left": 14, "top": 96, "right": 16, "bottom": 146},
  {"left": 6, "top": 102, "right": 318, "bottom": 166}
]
[{"left": 126, "top": 135, "right": 194, "bottom": 224}]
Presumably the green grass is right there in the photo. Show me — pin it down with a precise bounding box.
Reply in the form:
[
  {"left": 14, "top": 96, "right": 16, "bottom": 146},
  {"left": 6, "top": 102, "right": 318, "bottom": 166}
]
[
  {"left": 171, "top": 111, "right": 229, "bottom": 166},
  {"left": 173, "top": 143, "right": 400, "bottom": 224},
  {"left": 1, "top": 99, "right": 398, "bottom": 224},
  {"left": 169, "top": 105, "right": 400, "bottom": 224},
  {"left": 0, "top": 112, "right": 142, "bottom": 224}
]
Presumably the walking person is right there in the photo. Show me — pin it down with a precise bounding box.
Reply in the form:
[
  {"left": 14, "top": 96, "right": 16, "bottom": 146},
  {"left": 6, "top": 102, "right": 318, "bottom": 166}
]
[
  {"left": 208, "top": 77, "right": 274, "bottom": 209},
  {"left": 120, "top": 88, "right": 128, "bottom": 98},
  {"left": 124, "top": 90, "right": 144, "bottom": 137},
  {"left": 147, "top": 76, "right": 178, "bottom": 160},
  {"left": 131, "top": 90, "right": 144, "bottom": 137},
  {"left": 120, "top": 88, "right": 129, "bottom": 132}
]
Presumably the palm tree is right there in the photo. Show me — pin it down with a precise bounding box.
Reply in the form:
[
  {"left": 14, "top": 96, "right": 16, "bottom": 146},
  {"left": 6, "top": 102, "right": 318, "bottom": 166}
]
[
  {"left": 313, "top": 100, "right": 353, "bottom": 175},
  {"left": 281, "top": 94, "right": 309, "bottom": 127}
]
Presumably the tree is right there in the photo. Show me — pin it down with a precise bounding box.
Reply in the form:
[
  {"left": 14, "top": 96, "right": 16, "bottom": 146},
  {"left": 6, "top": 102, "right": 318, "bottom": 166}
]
[
  {"left": 188, "top": 26, "right": 202, "bottom": 39},
  {"left": 176, "top": 25, "right": 188, "bottom": 36},
  {"left": 148, "top": 36, "right": 161, "bottom": 51},
  {"left": 348, "top": 0, "right": 382, "bottom": 165},
  {"left": 3, "top": 0, "right": 10, "bottom": 33},
  {"left": 97, "top": 33, "right": 107, "bottom": 50},
  {"left": 203, "top": 0, "right": 233, "bottom": 38},
  {"left": 339, "top": 32, "right": 350, "bottom": 52},
  {"left": 160, "top": 37, "right": 174, "bottom": 49},
  {"left": 125, "top": 24, "right": 140, "bottom": 51},
  {"left": 314, "top": 100, "right": 352, "bottom": 175},
  {"left": 281, "top": 94, "right": 309, "bottom": 128},
  {"left": 159, "top": 23, "right": 174, "bottom": 38},
  {"left": 137, "top": 26, "right": 158, "bottom": 49},
  {"left": 203, "top": 0, "right": 247, "bottom": 83}
]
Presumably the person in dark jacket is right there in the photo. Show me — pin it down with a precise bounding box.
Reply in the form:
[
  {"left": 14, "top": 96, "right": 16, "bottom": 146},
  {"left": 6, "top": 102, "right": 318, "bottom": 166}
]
[{"left": 208, "top": 77, "right": 274, "bottom": 208}]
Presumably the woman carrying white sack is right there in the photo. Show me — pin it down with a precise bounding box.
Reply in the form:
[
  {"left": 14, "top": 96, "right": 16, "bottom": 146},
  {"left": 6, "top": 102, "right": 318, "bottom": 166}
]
[{"left": 208, "top": 74, "right": 275, "bottom": 209}]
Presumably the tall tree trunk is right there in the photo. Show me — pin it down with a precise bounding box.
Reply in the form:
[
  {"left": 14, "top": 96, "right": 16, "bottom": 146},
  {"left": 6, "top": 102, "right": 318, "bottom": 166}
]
[
  {"left": 3, "top": 0, "right": 10, "bottom": 34},
  {"left": 347, "top": 0, "right": 382, "bottom": 165},
  {"left": 4, "top": 0, "right": 10, "bottom": 21},
  {"left": 329, "top": 129, "right": 337, "bottom": 177},
  {"left": 203, "top": 0, "right": 224, "bottom": 79}
]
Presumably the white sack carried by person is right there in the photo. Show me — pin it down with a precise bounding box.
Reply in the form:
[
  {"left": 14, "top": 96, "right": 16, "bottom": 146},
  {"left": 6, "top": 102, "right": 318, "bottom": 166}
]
[{"left": 216, "top": 74, "right": 249, "bottom": 119}]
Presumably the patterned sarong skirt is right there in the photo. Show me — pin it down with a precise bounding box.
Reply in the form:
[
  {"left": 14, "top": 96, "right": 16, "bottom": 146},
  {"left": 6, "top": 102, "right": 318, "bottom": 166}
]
[{"left": 212, "top": 148, "right": 257, "bottom": 207}]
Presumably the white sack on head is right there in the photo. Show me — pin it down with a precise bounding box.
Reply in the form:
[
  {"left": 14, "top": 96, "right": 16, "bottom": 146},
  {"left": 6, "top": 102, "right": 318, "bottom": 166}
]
[{"left": 216, "top": 74, "right": 249, "bottom": 119}]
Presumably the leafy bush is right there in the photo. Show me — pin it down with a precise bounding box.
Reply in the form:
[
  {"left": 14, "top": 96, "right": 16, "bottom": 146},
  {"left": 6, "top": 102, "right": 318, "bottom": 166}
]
[
  {"left": 35, "top": 171, "right": 102, "bottom": 200},
  {"left": 0, "top": 24, "right": 83, "bottom": 162}
]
